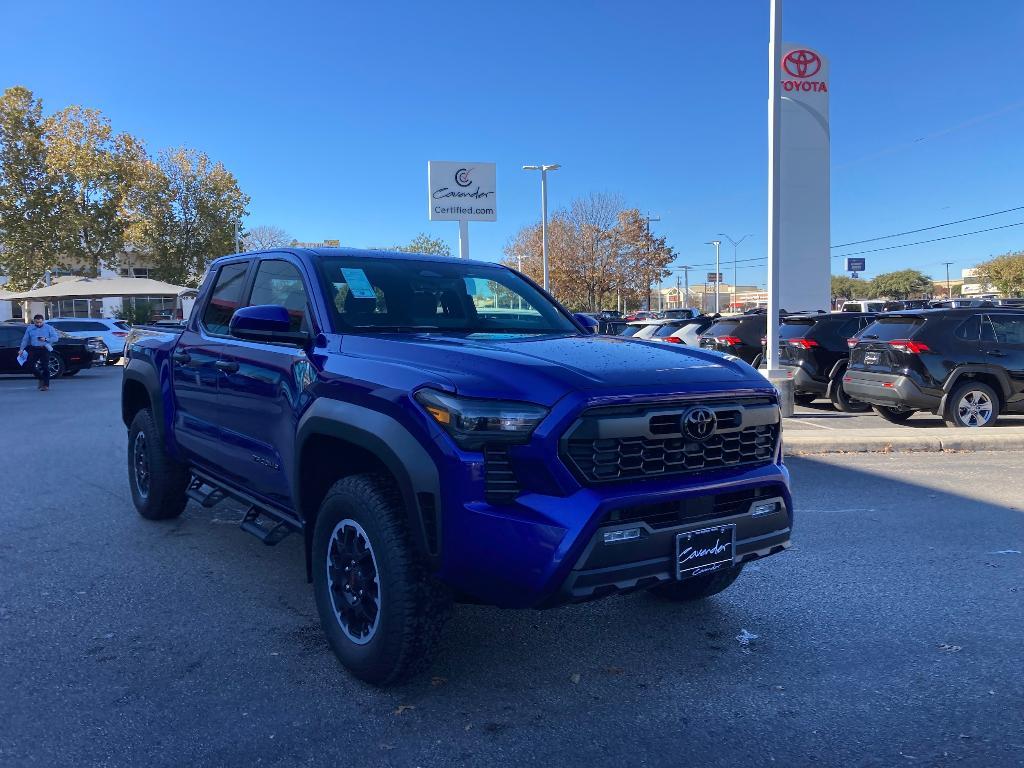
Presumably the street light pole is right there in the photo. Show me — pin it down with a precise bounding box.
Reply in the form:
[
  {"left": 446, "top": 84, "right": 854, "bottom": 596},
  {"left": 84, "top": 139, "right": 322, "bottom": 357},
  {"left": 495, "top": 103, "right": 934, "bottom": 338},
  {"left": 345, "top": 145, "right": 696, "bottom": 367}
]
[
  {"left": 523, "top": 164, "right": 561, "bottom": 291},
  {"left": 706, "top": 240, "right": 722, "bottom": 312},
  {"left": 717, "top": 233, "right": 753, "bottom": 312},
  {"left": 766, "top": 0, "right": 783, "bottom": 374}
]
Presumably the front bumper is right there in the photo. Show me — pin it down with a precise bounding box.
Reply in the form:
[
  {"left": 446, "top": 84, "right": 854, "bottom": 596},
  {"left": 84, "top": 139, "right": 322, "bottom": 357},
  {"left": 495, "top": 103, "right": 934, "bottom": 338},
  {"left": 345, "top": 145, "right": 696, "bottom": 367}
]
[
  {"left": 438, "top": 463, "right": 792, "bottom": 609},
  {"left": 842, "top": 370, "right": 939, "bottom": 410}
]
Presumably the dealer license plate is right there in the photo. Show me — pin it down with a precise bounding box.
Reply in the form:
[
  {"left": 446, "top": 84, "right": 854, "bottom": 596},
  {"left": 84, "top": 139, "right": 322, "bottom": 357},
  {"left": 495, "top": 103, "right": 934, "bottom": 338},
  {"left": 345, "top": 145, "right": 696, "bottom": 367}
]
[
  {"left": 864, "top": 351, "right": 880, "bottom": 365},
  {"left": 675, "top": 524, "right": 736, "bottom": 580}
]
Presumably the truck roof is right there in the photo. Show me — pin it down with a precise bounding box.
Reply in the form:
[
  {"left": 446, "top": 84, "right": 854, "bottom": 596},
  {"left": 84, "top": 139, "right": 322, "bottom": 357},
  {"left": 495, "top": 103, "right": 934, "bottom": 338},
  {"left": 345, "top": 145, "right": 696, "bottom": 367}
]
[{"left": 212, "top": 247, "right": 506, "bottom": 270}]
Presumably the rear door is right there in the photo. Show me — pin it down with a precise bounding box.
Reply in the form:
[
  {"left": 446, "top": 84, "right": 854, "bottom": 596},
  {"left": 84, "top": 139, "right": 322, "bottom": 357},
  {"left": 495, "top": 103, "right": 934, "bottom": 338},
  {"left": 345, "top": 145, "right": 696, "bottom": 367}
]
[
  {"left": 0, "top": 326, "right": 23, "bottom": 372},
  {"left": 172, "top": 260, "right": 252, "bottom": 466},
  {"left": 982, "top": 313, "right": 1024, "bottom": 401}
]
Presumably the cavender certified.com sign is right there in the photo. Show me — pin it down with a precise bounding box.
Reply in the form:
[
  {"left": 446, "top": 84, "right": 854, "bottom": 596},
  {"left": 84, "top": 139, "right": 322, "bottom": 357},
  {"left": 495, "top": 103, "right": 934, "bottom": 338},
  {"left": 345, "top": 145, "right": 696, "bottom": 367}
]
[{"left": 427, "top": 161, "right": 497, "bottom": 222}]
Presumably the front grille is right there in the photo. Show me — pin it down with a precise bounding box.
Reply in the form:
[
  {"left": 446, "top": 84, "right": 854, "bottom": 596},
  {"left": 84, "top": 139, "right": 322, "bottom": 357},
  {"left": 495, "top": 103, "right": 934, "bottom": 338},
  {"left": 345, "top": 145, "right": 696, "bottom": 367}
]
[
  {"left": 603, "top": 484, "right": 786, "bottom": 529},
  {"left": 484, "top": 444, "right": 521, "bottom": 504},
  {"left": 561, "top": 398, "right": 780, "bottom": 485}
]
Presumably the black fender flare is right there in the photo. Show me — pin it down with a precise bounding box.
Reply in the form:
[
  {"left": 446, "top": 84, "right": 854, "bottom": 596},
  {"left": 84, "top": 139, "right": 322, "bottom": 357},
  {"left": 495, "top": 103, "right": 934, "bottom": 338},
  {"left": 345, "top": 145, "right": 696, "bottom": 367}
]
[
  {"left": 294, "top": 399, "right": 442, "bottom": 575},
  {"left": 825, "top": 359, "right": 848, "bottom": 399},
  {"left": 122, "top": 359, "right": 165, "bottom": 432},
  {"left": 938, "top": 365, "right": 1013, "bottom": 415}
]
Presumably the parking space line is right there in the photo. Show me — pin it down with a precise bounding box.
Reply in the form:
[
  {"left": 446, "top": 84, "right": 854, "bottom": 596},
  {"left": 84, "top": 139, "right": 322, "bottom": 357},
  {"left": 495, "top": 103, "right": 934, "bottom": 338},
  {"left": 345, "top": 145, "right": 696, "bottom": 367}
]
[{"left": 792, "top": 419, "right": 836, "bottom": 430}]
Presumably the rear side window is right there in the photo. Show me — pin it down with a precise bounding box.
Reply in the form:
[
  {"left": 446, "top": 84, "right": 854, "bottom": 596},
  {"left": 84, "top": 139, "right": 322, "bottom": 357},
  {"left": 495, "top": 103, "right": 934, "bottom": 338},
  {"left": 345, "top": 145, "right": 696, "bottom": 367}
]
[
  {"left": 114, "top": 321, "right": 131, "bottom": 330},
  {"left": 81, "top": 321, "right": 108, "bottom": 331},
  {"left": 620, "top": 326, "right": 642, "bottom": 337},
  {"left": 653, "top": 323, "right": 684, "bottom": 338},
  {"left": 859, "top": 317, "right": 925, "bottom": 341},
  {"left": 248, "top": 260, "right": 311, "bottom": 333},
  {"left": 780, "top": 319, "right": 815, "bottom": 339},
  {"left": 202, "top": 262, "right": 249, "bottom": 335},
  {"left": 985, "top": 314, "right": 1024, "bottom": 345},
  {"left": 703, "top": 319, "right": 742, "bottom": 338},
  {"left": 955, "top": 315, "right": 980, "bottom": 341}
]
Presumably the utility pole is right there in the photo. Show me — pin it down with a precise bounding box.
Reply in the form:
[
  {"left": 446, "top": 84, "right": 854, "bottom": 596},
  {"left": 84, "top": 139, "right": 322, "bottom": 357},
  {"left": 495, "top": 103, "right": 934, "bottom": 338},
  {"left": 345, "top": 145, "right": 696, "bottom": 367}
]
[
  {"left": 718, "top": 233, "right": 753, "bottom": 312},
  {"left": 678, "top": 265, "right": 692, "bottom": 310},
  {"left": 942, "top": 261, "right": 954, "bottom": 298}
]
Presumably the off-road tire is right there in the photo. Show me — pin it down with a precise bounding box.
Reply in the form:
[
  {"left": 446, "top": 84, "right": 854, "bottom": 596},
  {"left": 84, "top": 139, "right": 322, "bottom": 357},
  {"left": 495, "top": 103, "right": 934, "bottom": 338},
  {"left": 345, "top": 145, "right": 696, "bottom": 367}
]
[
  {"left": 944, "top": 381, "right": 1000, "bottom": 428},
  {"left": 128, "top": 409, "right": 189, "bottom": 520},
  {"left": 312, "top": 474, "right": 451, "bottom": 686},
  {"left": 793, "top": 393, "right": 816, "bottom": 407},
  {"left": 830, "top": 376, "right": 870, "bottom": 413},
  {"left": 648, "top": 564, "right": 744, "bottom": 602},
  {"left": 872, "top": 405, "right": 915, "bottom": 424}
]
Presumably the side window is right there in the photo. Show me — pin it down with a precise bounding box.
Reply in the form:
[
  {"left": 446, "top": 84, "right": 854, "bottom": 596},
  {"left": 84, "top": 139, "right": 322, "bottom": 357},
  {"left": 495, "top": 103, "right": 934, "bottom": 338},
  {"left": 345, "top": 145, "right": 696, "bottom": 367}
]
[
  {"left": 248, "top": 260, "right": 310, "bottom": 333},
  {"left": 83, "top": 321, "right": 109, "bottom": 331},
  {"left": 202, "top": 262, "right": 249, "bottom": 335},
  {"left": 986, "top": 314, "right": 1024, "bottom": 346},
  {"left": 955, "top": 315, "right": 980, "bottom": 342},
  {"left": 0, "top": 327, "right": 22, "bottom": 346},
  {"left": 834, "top": 319, "right": 861, "bottom": 339}
]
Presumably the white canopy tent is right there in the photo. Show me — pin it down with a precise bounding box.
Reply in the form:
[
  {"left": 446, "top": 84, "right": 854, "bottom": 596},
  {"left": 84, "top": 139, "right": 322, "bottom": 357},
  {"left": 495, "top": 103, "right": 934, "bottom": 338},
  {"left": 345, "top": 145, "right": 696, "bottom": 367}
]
[{"left": 2, "top": 277, "right": 198, "bottom": 321}]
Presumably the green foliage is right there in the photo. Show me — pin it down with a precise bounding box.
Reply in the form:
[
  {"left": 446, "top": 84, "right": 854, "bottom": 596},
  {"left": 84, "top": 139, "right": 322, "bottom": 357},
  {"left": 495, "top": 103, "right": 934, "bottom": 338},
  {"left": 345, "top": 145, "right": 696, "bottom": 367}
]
[
  {"left": 113, "top": 299, "right": 152, "bottom": 325},
  {"left": 869, "top": 269, "right": 933, "bottom": 300},
  {"left": 395, "top": 233, "right": 452, "bottom": 257},
  {"left": 831, "top": 275, "right": 871, "bottom": 300},
  {"left": 975, "top": 251, "right": 1024, "bottom": 297},
  {"left": 0, "top": 87, "right": 63, "bottom": 290},
  {"left": 128, "top": 147, "right": 249, "bottom": 287}
]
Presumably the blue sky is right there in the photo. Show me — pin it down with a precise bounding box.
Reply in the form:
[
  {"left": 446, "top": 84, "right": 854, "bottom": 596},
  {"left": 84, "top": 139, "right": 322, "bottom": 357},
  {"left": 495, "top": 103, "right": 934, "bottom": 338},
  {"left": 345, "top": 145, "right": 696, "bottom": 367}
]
[{"left": 4, "top": 0, "right": 1023, "bottom": 285}]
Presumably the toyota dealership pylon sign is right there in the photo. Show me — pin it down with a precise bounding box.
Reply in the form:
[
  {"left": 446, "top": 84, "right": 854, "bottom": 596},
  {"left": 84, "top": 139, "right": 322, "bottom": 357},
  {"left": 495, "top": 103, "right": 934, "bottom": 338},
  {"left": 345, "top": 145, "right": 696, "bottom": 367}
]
[
  {"left": 427, "top": 161, "right": 497, "bottom": 258},
  {"left": 779, "top": 42, "right": 830, "bottom": 313}
]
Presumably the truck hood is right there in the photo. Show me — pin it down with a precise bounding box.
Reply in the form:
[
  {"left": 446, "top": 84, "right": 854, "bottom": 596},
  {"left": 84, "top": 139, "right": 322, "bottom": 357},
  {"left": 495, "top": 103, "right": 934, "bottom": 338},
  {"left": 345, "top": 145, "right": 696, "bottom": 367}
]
[{"left": 337, "top": 332, "right": 770, "bottom": 406}]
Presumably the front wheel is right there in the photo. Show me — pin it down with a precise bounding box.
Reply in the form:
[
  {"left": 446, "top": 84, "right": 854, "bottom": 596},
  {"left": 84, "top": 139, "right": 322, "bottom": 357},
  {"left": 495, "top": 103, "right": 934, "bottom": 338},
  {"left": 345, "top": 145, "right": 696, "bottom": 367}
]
[
  {"left": 128, "top": 409, "right": 189, "bottom": 520},
  {"left": 872, "top": 405, "right": 916, "bottom": 424},
  {"left": 648, "top": 564, "right": 744, "bottom": 601},
  {"left": 312, "top": 474, "right": 451, "bottom": 685},
  {"left": 944, "top": 381, "right": 999, "bottom": 428}
]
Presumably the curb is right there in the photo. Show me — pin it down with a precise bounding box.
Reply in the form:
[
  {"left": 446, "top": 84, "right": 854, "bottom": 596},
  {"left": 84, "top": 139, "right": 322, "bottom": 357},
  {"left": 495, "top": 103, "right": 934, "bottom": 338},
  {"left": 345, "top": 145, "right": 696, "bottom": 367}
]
[{"left": 783, "top": 427, "right": 1024, "bottom": 455}]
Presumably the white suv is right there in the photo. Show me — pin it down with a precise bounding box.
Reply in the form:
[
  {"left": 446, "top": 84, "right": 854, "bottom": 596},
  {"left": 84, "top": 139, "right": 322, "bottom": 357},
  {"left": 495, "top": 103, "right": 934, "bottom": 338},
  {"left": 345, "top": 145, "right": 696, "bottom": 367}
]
[{"left": 47, "top": 318, "right": 131, "bottom": 363}]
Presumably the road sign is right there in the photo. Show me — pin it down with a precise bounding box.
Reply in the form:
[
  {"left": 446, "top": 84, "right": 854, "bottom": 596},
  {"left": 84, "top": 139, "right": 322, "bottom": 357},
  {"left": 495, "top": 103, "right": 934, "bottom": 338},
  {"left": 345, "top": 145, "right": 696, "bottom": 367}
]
[{"left": 846, "top": 257, "right": 865, "bottom": 273}]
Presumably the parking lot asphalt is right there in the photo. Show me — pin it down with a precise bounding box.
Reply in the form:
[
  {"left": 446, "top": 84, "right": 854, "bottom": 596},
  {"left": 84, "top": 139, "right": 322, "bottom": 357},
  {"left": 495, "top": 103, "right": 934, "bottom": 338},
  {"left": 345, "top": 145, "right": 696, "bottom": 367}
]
[
  {"left": 2, "top": 366, "right": 1024, "bottom": 767},
  {"left": 787, "top": 400, "right": 1024, "bottom": 431}
]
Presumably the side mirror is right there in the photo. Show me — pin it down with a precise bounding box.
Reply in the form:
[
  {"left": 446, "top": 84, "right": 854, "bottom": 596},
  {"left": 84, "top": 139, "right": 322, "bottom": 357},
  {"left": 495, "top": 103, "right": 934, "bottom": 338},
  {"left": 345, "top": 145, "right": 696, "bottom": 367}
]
[
  {"left": 574, "top": 313, "right": 600, "bottom": 334},
  {"left": 229, "top": 304, "right": 310, "bottom": 346}
]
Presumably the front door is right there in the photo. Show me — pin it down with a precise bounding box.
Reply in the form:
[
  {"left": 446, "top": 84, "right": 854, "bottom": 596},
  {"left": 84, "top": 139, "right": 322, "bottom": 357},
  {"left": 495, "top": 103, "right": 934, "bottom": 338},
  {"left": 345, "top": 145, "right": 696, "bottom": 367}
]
[
  {"left": 982, "top": 313, "right": 1024, "bottom": 404},
  {"left": 215, "top": 257, "right": 319, "bottom": 509}
]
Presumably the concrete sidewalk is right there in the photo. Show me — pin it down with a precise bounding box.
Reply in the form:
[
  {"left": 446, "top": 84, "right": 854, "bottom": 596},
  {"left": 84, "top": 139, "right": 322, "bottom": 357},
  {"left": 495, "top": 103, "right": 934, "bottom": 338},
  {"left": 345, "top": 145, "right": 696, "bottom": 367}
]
[{"left": 784, "top": 423, "right": 1024, "bottom": 454}]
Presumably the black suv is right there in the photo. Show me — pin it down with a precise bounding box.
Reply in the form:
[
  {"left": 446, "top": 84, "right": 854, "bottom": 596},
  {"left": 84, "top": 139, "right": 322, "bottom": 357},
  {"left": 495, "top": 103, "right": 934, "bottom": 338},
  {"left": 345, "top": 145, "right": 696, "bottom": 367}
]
[
  {"left": 699, "top": 313, "right": 770, "bottom": 365},
  {"left": 844, "top": 309, "right": 1024, "bottom": 427},
  {"left": 776, "top": 313, "right": 876, "bottom": 410}
]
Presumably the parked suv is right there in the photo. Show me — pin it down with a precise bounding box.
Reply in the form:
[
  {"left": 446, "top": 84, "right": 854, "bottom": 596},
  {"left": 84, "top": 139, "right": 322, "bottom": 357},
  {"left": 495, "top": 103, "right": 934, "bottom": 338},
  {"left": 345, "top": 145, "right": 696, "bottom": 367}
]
[
  {"left": 699, "top": 313, "right": 771, "bottom": 366},
  {"left": 48, "top": 317, "right": 131, "bottom": 363},
  {"left": 844, "top": 309, "right": 1024, "bottom": 427},
  {"left": 775, "top": 312, "right": 876, "bottom": 410}
]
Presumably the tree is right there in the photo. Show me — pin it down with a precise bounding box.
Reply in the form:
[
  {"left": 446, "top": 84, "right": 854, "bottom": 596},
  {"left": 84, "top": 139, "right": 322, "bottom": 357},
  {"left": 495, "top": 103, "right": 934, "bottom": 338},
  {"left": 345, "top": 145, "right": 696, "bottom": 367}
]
[
  {"left": 243, "top": 224, "right": 291, "bottom": 251},
  {"left": 0, "top": 86, "right": 63, "bottom": 290},
  {"left": 394, "top": 232, "right": 452, "bottom": 256},
  {"left": 44, "top": 105, "right": 147, "bottom": 276},
  {"left": 129, "top": 147, "right": 249, "bottom": 286},
  {"left": 869, "top": 269, "right": 933, "bottom": 300},
  {"left": 616, "top": 208, "right": 675, "bottom": 311},
  {"left": 975, "top": 251, "right": 1024, "bottom": 297},
  {"left": 831, "top": 275, "right": 871, "bottom": 301}
]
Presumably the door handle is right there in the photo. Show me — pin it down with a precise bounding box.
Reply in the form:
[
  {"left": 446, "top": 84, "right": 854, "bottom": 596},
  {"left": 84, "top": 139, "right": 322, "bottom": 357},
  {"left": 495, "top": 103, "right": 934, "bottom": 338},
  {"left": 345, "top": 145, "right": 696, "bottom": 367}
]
[
  {"left": 172, "top": 351, "right": 191, "bottom": 365},
  {"left": 214, "top": 360, "right": 239, "bottom": 373}
]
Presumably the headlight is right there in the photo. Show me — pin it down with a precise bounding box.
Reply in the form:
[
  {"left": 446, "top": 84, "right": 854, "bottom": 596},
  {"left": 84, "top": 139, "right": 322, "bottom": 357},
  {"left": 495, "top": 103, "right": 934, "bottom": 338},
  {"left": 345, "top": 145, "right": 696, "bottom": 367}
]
[{"left": 414, "top": 389, "right": 548, "bottom": 450}]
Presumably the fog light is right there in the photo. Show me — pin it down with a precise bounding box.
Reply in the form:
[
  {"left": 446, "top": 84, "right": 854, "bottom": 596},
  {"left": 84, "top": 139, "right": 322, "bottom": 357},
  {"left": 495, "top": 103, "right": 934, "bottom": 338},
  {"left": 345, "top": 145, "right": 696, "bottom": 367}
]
[
  {"left": 603, "top": 528, "right": 641, "bottom": 544},
  {"left": 751, "top": 502, "right": 779, "bottom": 517}
]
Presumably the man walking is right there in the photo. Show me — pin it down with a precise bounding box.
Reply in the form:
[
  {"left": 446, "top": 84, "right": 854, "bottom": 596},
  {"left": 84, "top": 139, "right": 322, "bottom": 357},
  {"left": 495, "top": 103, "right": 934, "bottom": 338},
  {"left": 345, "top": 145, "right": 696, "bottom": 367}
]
[{"left": 19, "top": 314, "right": 59, "bottom": 391}]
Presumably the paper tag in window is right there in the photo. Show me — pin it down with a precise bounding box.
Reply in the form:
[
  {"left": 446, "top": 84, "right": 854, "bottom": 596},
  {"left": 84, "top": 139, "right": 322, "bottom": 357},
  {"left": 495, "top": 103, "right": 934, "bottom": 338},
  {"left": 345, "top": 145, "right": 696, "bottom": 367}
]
[{"left": 340, "top": 268, "right": 376, "bottom": 299}]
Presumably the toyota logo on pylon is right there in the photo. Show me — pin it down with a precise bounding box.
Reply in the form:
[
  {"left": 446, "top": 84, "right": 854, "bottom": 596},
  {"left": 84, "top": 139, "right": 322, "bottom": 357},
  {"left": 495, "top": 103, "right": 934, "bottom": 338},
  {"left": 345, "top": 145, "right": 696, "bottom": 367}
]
[{"left": 783, "top": 49, "right": 821, "bottom": 78}]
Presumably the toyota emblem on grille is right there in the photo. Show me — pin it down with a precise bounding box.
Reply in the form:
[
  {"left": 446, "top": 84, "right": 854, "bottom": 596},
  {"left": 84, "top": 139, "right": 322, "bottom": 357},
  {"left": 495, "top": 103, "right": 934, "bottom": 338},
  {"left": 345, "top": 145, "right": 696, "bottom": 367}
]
[{"left": 682, "top": 407, "right": 717, "bottom": 442}]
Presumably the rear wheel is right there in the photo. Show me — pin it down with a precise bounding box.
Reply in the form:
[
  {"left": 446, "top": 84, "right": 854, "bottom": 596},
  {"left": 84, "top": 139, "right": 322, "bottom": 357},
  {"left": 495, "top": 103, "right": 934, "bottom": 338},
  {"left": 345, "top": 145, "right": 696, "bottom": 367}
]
[
  {"left": 872, "top": 405, "right": 915, "bottom": 424},
  {"left": 128, "top": 409, "right": 189, "bottom": 520},
  {"left": 648, "top": 564, "right": 743, "bottom": 602},
  {"left": 312, "top": 474, "right": 451, "bottom": 685},
  {"left": 944, "top": 381, "right": 999, "bottom": 428},
  {"left": 830, "top": 376, "right": 871, "bottom": 413}
]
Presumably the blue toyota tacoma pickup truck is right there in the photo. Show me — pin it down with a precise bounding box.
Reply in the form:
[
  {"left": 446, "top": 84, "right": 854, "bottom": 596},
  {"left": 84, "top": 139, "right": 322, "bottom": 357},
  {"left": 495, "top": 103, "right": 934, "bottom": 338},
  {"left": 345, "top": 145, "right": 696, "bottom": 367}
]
[{"left": 122, "top": 247, "right": 792, "bottom": 684}]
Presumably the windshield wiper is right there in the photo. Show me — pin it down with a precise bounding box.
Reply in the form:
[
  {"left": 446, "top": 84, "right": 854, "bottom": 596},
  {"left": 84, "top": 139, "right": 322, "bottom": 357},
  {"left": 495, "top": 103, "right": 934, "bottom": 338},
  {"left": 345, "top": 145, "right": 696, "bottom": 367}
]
[{"left": 348, "top": 325, "right": 441, "bottom": 332}]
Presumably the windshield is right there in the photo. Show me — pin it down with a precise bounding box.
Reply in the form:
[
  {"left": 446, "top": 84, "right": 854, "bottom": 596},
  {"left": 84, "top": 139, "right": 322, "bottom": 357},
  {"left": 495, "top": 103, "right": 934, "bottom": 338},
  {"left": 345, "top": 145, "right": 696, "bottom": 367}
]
[{"left": 316, "top": 256, "right": 579, "bottom": 335}]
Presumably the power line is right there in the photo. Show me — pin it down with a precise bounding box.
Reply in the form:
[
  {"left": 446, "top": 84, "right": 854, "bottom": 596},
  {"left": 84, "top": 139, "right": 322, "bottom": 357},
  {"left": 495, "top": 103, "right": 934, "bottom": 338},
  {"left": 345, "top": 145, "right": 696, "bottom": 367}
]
[
  {"left": 832, "top": 204, "right": 1024, "bottom": 248},
  {"left": 832, "top": 219, "right": 1024, "bottom": 257}
]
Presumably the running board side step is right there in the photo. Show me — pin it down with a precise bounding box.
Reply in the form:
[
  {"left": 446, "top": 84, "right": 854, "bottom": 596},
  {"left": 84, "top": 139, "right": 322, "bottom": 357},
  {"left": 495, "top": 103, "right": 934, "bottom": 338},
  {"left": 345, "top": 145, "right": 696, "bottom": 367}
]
[
  {"left": 186, "top": 478, "right": 229, "bottom": 508},
  {"left": 240, "top": 505, "right": 294, "bottom": 546}
]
